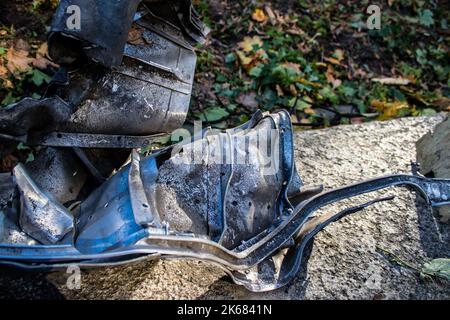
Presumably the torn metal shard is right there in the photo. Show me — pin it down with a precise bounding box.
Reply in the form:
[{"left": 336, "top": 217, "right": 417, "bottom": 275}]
[{"left": 14, "top": 164, "right": 74, "bottom": 244}]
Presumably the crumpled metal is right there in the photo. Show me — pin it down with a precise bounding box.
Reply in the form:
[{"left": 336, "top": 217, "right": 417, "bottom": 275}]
[
  {"left": 0, "top": 0, "right": 207, "bottom": 151},
  {"left": 0, "top": 110, "right": 449, "bottom": 292},
  {"left": 14, "top": 164, "right": 74, "bottom": 244},
  {"left": 0, "top": 0, "right": 449, "bottom": 294}
]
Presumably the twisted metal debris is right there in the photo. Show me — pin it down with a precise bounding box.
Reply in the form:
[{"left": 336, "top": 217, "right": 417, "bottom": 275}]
[{"left": 0, "top": 0, "right": 449, "bottom": 292}]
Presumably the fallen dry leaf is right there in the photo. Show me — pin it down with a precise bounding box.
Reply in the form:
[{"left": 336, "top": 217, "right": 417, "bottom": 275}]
[
  {"left": 0, "top": 61, "right": 7, "bottom": 78},
  {"left": 1, "top": 154, "right": 18, "bottom": 172},
  {"left": 431, "top": 97, "right": 450, "bottom": 111},
  {"left": 33, "top": 57, "right": 59, "bottom": 70},
  {"left": 276, "top": 84, "right": 284, "bottom": 96},
  {"left": 286, "top": 26, "right": 305, "bottom": 35},
  {"left": 236, "top": 50, "right": 253, "bottom": 67},
  {"left": 304, "top": 107, "right": 315, "bottom": 115},
  {"left": 324, "top": 57, "right": 341, "bottom": 66},
  {"left": 289, "top": 84, "right": 298, "bottom": 96},
  {"left": 326, "top": 64, "right": 341, "bottom": 88},
  {"left": 236, "top": 91, "right": 258, "bottom": 110},
  {"left": 127, "top": 26, "right": 146, "bottom": 45},
  {"left": 372, "top": 77, "right": 412, "bottom": 86},
  {"left": 238, "top": 36, "right": 263, "bottom": 53},
  {"left": 252, "top": 8, "right": 267, "bottom": 23},
  {"left": 282, "top": 62, "right": 302, "bottom": 74},
  {"left": 264, "top": 6, "right": 277, "bottom": 25},
  {"left": 334, "top": 49, "right": 345, "bottom": 62},
  {"left": 36, "top": 42, "right": 49, "bottom": 58},
  {"left": 236, "top": 36, "right": 267, "bottom": 70},
  {"left": 371, "top": 99, "right": 409, "bottom": 120},
  {"left": 33, "top": 42, "right": 59, "bottom": 70},
  {"left": 6, "top": 47, "right": 34, "bottom": 76}
]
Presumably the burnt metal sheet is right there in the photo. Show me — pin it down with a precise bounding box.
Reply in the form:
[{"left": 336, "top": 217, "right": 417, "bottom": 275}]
[
  {"left": 49, "top": 0, "right": 140, "bottom": 67},
  {"left": 0, "top": 1, "right": 204, "bottom": 149},
  {"left": 0, "top": 110, "right": 449, "bottom": 292},
  {"left": 0, "top": 0, "right": 448, "bottom": 294},
  {"left": 14, "top": 164, "right": 74, "bottom": 244},
  {"left": 24, "top": 147, "right": 88, "bottom": 205}
]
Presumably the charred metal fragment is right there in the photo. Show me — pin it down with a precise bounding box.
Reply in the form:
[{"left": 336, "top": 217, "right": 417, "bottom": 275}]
[
  {"left": 0, "top": 1, "right": 448, "bottom": 294},
  {"left": 24, "top": 148, "right": 89, "bottom": 205},
  {"left": 0, "top": 0, "right": 207, "bottom": 149},
  {"left": 49, "top": 0, "right": 141, "bottom": 67},
  {"left": 0, "top": 111, "right": 449, "bottom": 292},
  {"left": 14, "top": 164, "right": 73, "bottom": 245}
]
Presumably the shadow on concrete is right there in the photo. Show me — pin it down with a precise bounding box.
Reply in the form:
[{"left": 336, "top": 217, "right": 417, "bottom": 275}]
[
  {"left": 0, "top": 267, "right": 65, "bottom": 300},
  {"left": 195, "top": 239, "right": 315, "bottom": 300}
]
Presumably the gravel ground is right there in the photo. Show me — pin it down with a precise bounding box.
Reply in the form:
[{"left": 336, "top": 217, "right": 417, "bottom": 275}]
[{"left": 1, "top": 115, "right": 449, "bottom": 300}]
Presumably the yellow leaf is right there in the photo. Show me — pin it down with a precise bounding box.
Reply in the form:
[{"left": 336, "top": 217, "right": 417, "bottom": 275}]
[
  {"left": 238, "top": 36, "right": 263, "bottom": 53},
  {"left": 252, "top": 8, "right": 267, "bottom": 23},
  {"left": 333, "top": 49, "right": 345, "bottom": 62},
  {"left": 236, "top": 50, "right": 253, "bottom": 67},
  {"left": 36, "top": 42, "right": 49, "bottom": 58},
  {"left": 371, "top": 100, "right": 409, "bottom": 120}
]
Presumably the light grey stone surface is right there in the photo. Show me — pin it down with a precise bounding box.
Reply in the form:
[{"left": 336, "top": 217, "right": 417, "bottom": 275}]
[
  {"left": 1, "top": 115, "right": 449, "bottom": 299},
  {"left": 417, "top": 116, "right": 450, "bottom": 223}
]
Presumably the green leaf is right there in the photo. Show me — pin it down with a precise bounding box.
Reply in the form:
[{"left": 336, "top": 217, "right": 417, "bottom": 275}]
[
  {"left": 421, "top": 258, "right": 450, "bottom": 280},
  {"left": 288, "top": 97, "right": 311, "bottom": 111},
  {"left": 199, "top": 107, "right": 230, "bottom": 122},
  {"left": 249, "top": 66, "right": 263, "bottom": 78},
  {"left": 216, "top": 74, "right": 227, "bottom": 83},
  {"left": 17, "top": 142, "right": 29, "bottom": 151},
  {"left": 226, "top": 104, "right": 237, "bottom": 112},
  {"left": 415, "top": 49, "right": 428, "bottom": 65},
  {"left": 1, "top": 92, "right": 18, "bottom": 106},
  {"left": 225, "top": 53, "right": 236, "bottom": 64},
  {"left": 26, "top": 152, "right": 35, "bottom": 163},
  {"left": 30, "top": 69, "right": 52, "bottom": 86},
  {"left": 320, "top": 86, "right": 338, "bottom": 104},
  {"left": 0, "top": 47, "right": 6, "bottom": 56},
  {"left": 420, "top": 108, "right": 437, "bottom": 116},
  {"left": 339, "top": 85, "right": 356, "bottom": 97},
  {"left": 419, "top": 9, "right": 434, "bottom": 27}
]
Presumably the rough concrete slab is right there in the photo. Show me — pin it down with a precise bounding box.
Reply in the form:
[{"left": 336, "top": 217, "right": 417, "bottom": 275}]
[{"left": 1, "top": 115, "right": 449, "bottom": 300}]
